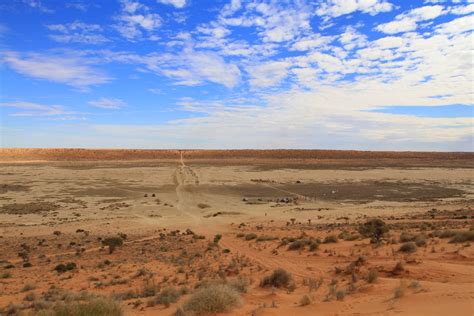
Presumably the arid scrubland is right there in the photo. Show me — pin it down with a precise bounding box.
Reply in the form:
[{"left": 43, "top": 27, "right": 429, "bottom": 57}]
[{"left": 0, "top": 149, "right": 473, "bottom": 315}]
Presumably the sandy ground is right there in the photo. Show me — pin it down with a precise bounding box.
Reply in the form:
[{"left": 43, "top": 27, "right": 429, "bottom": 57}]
[{"left": 0, "top": 151, "right": 473, "bottom": 315}]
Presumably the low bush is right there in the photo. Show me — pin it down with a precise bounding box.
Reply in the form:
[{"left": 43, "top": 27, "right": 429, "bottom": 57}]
[
  {"left": 256, "top": 235, "right": 278, "bottom": 242},
  {"left": 260, "top": 268, "right": 292, "bottom": 288},
  {"left": 399, "top": 232, "right": 415, "bottom": 243},
  {"left": 54, "top": 262, "right": 77, "bottom": 273},
  {"left": 414, "top": 234, "right": 427, "bottom": 247},
  {"left": 449, "top": 230, "right": 474, "bottom": 243},
  {"left": 399, "top": 242, "right": 417, "bottom": 253},
  {"left": 366, "top": 268, "right": 378, "bottom": 283},
  {"left": 40, "top": 297, "right": 122, "bottom": 316},
  {"left": 323, "top": 235, "right": 338, "bottom": 244},
  {"left": 102, "top": 237, "right": 124, "bottom": 254},
  {"left": 299, "top": 294, "right": 312, "bottom": 306},
  {"left": 155, "top": 287, "right": 182, "bottom": 307},
  {"left": 392, "top": 261, "right": 405, "bottom": 275},
  {"left": 178, "top": 284, "right": 241, "bottom": 315},
  {"left": 244, "top": 233, "right": 257, "bottom": 241}
]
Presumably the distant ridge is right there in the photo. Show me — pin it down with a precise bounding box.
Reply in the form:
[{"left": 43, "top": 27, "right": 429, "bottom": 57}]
[{"left": 1, "top": 148, "right": 472, "bottom": 162}]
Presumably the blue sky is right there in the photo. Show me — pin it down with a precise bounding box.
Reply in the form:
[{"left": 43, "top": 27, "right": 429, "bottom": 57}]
[{"left": 0, "top": 0, "right": 472, "bottom": 150}]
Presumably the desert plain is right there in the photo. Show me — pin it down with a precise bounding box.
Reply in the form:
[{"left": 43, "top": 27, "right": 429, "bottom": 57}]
[{"left": 0, "top": 149, "right": 473, "bottom": 315}]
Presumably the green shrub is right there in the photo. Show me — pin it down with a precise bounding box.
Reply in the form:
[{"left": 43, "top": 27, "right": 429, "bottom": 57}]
[
  {"left": 155, "top": 287, "right": 182, "bottom": 307},
  {"left": 392, "top": 261, "right": 404, "bottom": 275},
  {"left": 102, "top": 237, "right": 124, "bottom": 254},
  {"left": 43, "top": 298, "right": 122, "bottom": 316},
  {"left": 436, "top": 230, "right": 458, "bottom": 239},
  {"left": 288, "top": 239, "right": 306, "bottom": 250},
  {"left": 179, "top": 284, "right": 241, "bottom": 315},
  {"left": 54, "top": 262, "right": 77, "bottom": 273},
  {"left": 336, "top": 290, "right": 346, "bottom": 301},
  {"left": 227, "top": 277, "right": 249, "bottom": 293},
  {"left": 339, "top": 230, "right": 359, "bottom": 241},
  {"left": 260, "top": 269, "right": 292, "bottom": 288},
  {"left": 415, "top": 234, "right": 427, "bottom": 247},
  {"left": 399, "top": 242, "right": 417, "bottom": 253},
  {"left": 256, "top": 235, "right": 278, "bottom": 242},
  {"left": 449, "top": 231, "right": 474, "bottom": 243},
  {"left": 244, "top": 233, "right": 257, "bottom": 241},
  {"left": 213, "top": 234, "right": 222, "bottom": 244},
  {"left": 299, "top": 294, "right": 311, "bottom": 306},
  {"left": 309, "top": 240, "right": 319, "bottom": 251},
  {"left": 399, "top": 232, "right": 415, "bottom": 243},
  {"left": 323, "top": 235, "right": 338, "bottom": 243},
  {"left": 366, "top": 268, "right": 378, "bottom": 283},
  {"left": 1, "top": 271, "right": 11, "bottom": 279},
  {"left": 359, "top": 219, "right": 389, "bottom": 243}
]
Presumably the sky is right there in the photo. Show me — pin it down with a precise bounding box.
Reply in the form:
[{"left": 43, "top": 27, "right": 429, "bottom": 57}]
[{"left": 0, "top": 0, "right": 472, "bottom": 150}]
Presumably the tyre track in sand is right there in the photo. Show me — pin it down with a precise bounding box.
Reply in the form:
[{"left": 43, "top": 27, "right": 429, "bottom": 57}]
[{"left": 172, "top": 151, "right": 202, "bottom": 226}]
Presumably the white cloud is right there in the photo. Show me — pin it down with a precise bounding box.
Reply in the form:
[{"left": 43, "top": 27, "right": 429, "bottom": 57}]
[
  {"left": 291, "top": 34, "right": 335, "bottom": 51},
  {"left": 1, "top": 51, "right": 111, "bottom": 89},
  {"left": 115, "top": 0, "right": 162, "bottom": 40},
  {"left": 65, "top": 1, "right": 90, "bottom": 12},
  {"left": 221, "top": 0, "right": 242, "bottom": 16},
  {"left": 196, "top": 24, "right": 230, "bottom": 39},
  {"left": 435, "top": 14, "right": 474, "bottom": 34},
  {"left": 47, "top": 22, "right": 109, "bottom": 44},
  {"left": 88, "top": 98, "right": 126, "bottom": 109},
  {"left": 22, "top": 0, "right": 53, "bottom": 13},
  {"left": 156, "top": 0, "right": 186, "bottom": 8},
  {"left": 316, "top": 0, "right": 394, "bottom": 19},
  {"left": 163, "top": 49, "right": 241, "bottom": 88},
  {"left": 248, "top": 61, "right": 291, "bottom": 88},
  {"left": 376, "top": 5, "right": 446, "bottom": 34},
  {"left": 0, "top": 101, "right": 84, "bottom": 120},
  {"left": 450, "top": 4, "right": 474, "bottom": 15},
  {"left": 339, "top": 26, "right": 368, "bottom": 50},
  {"left": 219, "top": 2, "right": 312, "bottom": 43}
]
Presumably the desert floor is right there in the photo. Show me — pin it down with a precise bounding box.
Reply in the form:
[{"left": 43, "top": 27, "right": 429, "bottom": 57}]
[{"left": 0, "top": 150, "right": 473, "bottom": 315}]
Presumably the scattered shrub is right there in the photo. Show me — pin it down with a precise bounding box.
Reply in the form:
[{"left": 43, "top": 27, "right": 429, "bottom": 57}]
[
  {"left": 299, "top": 294, "right": 312, "bottom": 306},
  {"left": 260, "top": 269, "right": 292, "bottom": 288},
  {"left": 21, "top": 283, "right": 36, "bottom": 292},
  {"left": 414, "top": 234, "right": 427, "bottom": 247},
  {"left": 449, "top": 231, "right": 474, "bottom": 243},
  {"left": 359, "top": 219, "right": 389, "bottom": 243},
  {"left": 392, "top": 261, "right": 404, "bottom": 275},
  {"left": 54, "top": 262, "right": 77, "bottom": 273},
  {"left": 256, "top": 235, "right": 278, "bottom": 242},
  {"left": 155, "top": 287, "right": 182, "bottom": 307},
  {"left": 323, "top": 235, "right": 338, "bottom": 243},
  {"left": 338, "top": 230, "right": 358, "bottom": 241},
  {"left": 393, "top": 280, "right": 407, "bottom": 299},
  {"left": 336, "top": 290, "right": 346, "bottom": 301},
  {"left": 399, "top": 242, "right": 417, "bottom": 253},
  {"left": 366, "top": 268, "right": 378, "bottom": 284},
  {"left": 409, "top": 280, "right": 420, "bottom": 289},
  {"left": 227, "top": 277, "right": 249, "bottom": 293},
  {"left": 213, "top": 234, "right": 222, "bottom": 244},
  {"left": 102, "top": 237, "right": 124, "bottom": 254},
  {"left": 44, "top": 297, "right": 122, "bottom": 316},
  {"left": 245, "top": 233, "right": 257, "bottom": 241},
  {"left": 179, "top": 284, "right": 241, "bottom": 315},
  {"left": 1, "top": 271, "right": 11, "bottom": 279},
  {"left": 399, "top": 232, "right": 415, "bottom": 243}
]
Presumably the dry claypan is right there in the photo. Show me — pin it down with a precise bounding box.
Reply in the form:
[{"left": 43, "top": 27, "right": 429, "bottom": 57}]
[{"left": 0, "top": 149, "right": 473, "bottom": 316}]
